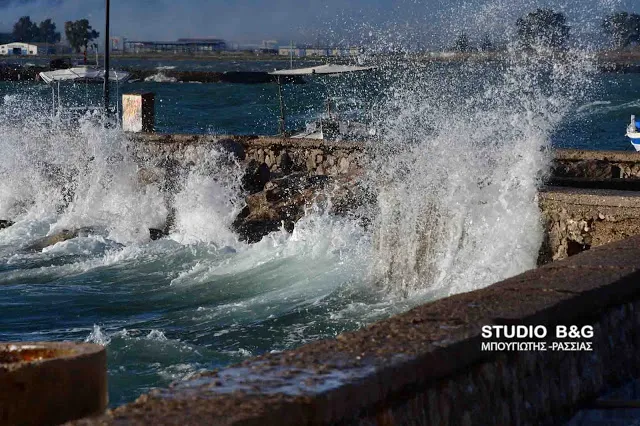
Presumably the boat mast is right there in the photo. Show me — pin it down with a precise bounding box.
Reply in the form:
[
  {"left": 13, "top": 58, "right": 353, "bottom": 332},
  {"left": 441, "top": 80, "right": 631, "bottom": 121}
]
[
  {"left": 103, "top": 0, "right": 110, "bottom": 115},
  {"left": 277, "top": 76, "right": 286, "bottom": 136},
  {"left": 289, "top": 40, "right": 293, "bottom": 69}
]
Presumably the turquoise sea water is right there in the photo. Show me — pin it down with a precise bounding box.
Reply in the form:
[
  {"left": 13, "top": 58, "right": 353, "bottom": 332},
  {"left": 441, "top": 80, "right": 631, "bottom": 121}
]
[{"left": 0, "top": 56, "right": 638, "bottom": 407}]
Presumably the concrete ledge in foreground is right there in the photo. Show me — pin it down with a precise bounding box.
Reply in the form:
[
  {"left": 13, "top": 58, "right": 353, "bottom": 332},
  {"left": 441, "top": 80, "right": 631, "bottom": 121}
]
[
  {"left": 0, "top": 342, "right": 107, "bottom": 426},
  {"left": 71, "top": 236, "right": 640, "bottom": 425}
]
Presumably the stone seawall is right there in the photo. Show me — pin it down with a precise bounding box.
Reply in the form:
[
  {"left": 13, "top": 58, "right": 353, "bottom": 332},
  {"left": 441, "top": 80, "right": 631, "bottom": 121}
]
[
  {"left": 129, "top": 134, "right": 364, "bottom": 177},
  {"left": 60, "top": 135, "right": 640, "bottom": 424},
  {"left": 128, "top": 134, "right": 640, "bottom": 260},
  {"left": 129, "top": 135, "right": 640, "bottom": 179},
  {"left": 73, "top": 236, "right": 640, "bottom": 425}
]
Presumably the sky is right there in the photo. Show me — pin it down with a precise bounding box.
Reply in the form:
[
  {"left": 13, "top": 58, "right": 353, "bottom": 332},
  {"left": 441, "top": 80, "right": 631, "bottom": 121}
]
[{"left": 0, "top": 0, "right": 638, "bottom": 48}]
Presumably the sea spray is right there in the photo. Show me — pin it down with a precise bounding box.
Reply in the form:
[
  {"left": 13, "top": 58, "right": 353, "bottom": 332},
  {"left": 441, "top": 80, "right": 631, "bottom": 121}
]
[
  {"left": 171, "top": 149, "right": 245, "bottom": 247},
  {"left": 53, "top": 120, "right": 168, "bottom": 245},
  {"left": 367, "top": 50, "right": 597, "bottom": 298}
]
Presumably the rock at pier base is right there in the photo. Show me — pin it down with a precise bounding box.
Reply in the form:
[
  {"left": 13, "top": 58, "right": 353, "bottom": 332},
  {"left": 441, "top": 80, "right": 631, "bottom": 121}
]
[{"left": 232, "top": 171, "right": 365, "bottom": 243}]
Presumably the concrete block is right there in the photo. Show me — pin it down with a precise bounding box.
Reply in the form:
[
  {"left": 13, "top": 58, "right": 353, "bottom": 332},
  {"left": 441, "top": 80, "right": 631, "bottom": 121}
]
[
  {"left": 122, "top": 93, "right": 155, "bottom": 133},
  {"left": 0, "top": 342, "right": 107, "bottom": 425}
]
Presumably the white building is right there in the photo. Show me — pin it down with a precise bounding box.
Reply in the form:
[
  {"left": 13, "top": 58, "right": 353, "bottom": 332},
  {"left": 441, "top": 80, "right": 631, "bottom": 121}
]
[{"left": 0, "top": 42, "right": 38, "bottom": 55}]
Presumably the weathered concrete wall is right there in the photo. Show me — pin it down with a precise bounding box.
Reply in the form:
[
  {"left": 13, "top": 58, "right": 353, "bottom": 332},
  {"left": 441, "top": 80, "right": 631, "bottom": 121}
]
[
  {"left": 72, "top": 236, "right": 640, "bottom": 425},
  {"left": 539, "top": 187, "right": 640, "bottom": 263}
]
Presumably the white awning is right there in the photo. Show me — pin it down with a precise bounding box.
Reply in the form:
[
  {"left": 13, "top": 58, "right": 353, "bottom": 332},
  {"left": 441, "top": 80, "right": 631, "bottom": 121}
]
[
  {"left": 269, "top": 64, "right": 374, "bottom": 76},
  {"left": 39, "top": 67, "right": 131, "bottom": 84}
]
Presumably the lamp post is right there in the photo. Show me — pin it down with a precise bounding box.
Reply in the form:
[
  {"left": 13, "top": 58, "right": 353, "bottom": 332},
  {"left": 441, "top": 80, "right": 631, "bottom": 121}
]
[{"left": 103, "top": 0, "right": 110, "bottom": 114}]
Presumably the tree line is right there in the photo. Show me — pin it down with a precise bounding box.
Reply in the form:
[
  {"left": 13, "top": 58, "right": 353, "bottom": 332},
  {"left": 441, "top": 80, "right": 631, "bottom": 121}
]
[
  {"left": 10, "top": 16, "right": 99, "bottom": 53},
  {"left": 453, "top": 8, "right": 640, "bottom": 52}
]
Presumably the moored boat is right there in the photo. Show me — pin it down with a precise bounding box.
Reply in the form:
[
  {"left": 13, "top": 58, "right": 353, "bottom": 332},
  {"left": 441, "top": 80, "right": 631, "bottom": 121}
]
[{"left": 626, "top": 115, "right": 640, "bottom": 151}]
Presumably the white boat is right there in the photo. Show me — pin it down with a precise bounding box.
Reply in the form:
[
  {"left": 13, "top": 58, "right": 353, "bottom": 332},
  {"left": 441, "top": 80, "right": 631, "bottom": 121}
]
[
  {"left": 38, "top": 66, "right": 130, "bottom": 84},
  {"left": 269, "top": 64, "right": 376, "bottom": 141},
  {"left": 626, "top": 115, "right": 640, "bottom": 151}
]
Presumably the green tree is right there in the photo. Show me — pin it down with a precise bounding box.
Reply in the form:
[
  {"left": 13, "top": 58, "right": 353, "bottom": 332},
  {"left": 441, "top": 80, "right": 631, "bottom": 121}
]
[
  {"left": 453, "top": 33, "right": 471, "bottom": 52},
  {"left": 516, "top": 8, "right": 570, "bottom": 49},
  {"left": 37, "top": 19, "right": 61, "bottom": 44},
  {"left": 12, "top": 16, "right": 39, "bottom": 42},
  {"left": 64, "top": 19, "right": 99, "bottom": 53},
  {"left": 602, "top": 12, "right": 640, "bottom": 49}
]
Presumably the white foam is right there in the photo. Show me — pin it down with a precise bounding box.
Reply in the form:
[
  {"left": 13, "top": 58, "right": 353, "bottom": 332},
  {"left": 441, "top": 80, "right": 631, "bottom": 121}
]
[
  {"left": 144, "top": 73, "right": 177, "bottom": 83},
  {"left": 367, "top": 50, "right": 596, "bottom": 298},
  {"left": 85, "top": 324, "right": 111, "bottom": 345}
]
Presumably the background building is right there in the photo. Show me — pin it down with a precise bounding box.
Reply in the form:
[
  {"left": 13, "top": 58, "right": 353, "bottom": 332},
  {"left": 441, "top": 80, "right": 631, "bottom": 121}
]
[
  {"left": 124, "top": 38, "right": 227, "bottom": 54},
  {"left": 0, "top": 42, "right": 38, "bottom": 55},
  {"left": 0, "top": 42, "right": 68, "bottom": 55},
  {"left": 278, "top": 46, "right": 307, "bottom": 57}
]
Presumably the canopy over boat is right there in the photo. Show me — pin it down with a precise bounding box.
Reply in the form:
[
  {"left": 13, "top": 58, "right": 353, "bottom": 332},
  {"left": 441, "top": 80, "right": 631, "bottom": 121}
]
[
  {"left": 39, "top": 67, "right": 131, "bottom": 84},
  {"left": 269, "top": 64, "right": 374, "bottom": 76}
]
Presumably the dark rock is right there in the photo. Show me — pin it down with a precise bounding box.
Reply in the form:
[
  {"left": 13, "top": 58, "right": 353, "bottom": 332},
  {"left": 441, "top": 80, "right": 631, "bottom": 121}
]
[
  {"left": 278, "top": 151, "right": 294, "bottom": 174},
  {"left": 218, "top": 138, "right": 245, "bottom": 161},
  {"left": 232, "top": 220, "right": 294, "bottom": 244},
  {"left": 233, "top": 171, "right": 365, "bottom": 243},
  {"left": 0, "top": 220, "right": 14, "bottom": 230},
  {"left": 242, "top": 160, "right": 271, "bottom": 194},
  {"left": 149, "top": 228, "right": 167, "bottom": 241}
]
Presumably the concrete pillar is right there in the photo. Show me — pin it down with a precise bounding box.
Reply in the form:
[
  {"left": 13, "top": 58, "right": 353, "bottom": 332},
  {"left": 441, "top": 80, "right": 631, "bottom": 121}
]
[
  {"left": 0, "top": 342, "right": 107, "bottom": 425},
  {"left": 122, "top": 92, "right": 155, "bottom": 132}
]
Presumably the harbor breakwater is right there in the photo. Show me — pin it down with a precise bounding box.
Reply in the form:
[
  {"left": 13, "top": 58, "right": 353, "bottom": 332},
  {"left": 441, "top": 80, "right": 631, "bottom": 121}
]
[
  {"left": 3, "top": 133, "right": 635, "bottom": 266},
  {"left": 127, "top": 134, "right": 640, "bottom": 263}
]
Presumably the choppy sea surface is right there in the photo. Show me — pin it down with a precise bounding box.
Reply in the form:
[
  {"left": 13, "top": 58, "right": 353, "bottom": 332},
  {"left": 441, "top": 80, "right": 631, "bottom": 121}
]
[
  {"left": 0, "top": 53, "right": 636, "bottom": 406},
  {"left": 1, "top": 58, "right": 638, "bottom": 149}
]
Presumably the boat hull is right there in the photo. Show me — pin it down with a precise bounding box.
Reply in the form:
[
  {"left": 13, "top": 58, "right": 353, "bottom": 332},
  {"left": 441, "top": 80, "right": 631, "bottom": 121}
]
[{"left": 626, "top": 130, "right": 640, "bottom": 151}]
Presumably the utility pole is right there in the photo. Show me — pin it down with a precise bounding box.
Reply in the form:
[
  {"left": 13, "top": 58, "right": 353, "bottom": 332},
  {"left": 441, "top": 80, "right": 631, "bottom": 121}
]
[{"left": 103, "top": 0, "right": 110, "bottom": 114}]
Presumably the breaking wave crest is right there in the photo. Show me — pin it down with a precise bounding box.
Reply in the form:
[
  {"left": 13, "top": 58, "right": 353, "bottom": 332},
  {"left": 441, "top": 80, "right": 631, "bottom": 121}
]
[{"left": 367, "top": 50, "right": 596, "bottom": 297}]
